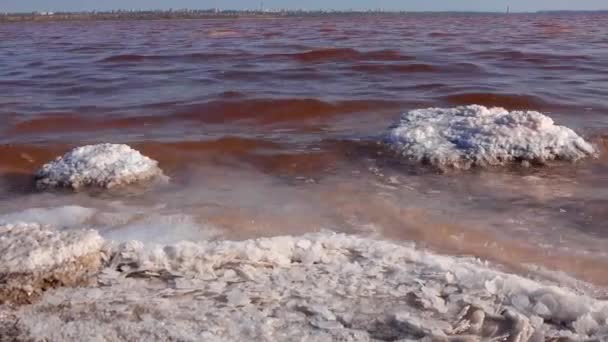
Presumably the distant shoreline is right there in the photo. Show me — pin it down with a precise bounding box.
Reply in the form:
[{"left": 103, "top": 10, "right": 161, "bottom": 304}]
[
  {"left": 1, "top": 10, "right": 607, "bottom": 23},
  {"left": 0, "top": 12, "right": 260, "bottom": 23}
]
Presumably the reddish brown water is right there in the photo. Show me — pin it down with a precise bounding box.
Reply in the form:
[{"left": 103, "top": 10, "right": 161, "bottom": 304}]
[{"left": 1, "top": 14, "right": 608, "bottom": 286}]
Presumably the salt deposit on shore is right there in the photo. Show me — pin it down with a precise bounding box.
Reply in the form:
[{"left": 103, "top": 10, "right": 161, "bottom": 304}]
[
  {"left": 2, "top": 133, "right": 605, "bottom": 340},
  {"left": 0, "top": 223, "right": 105, "bottom": 305},
  {"left": 34, "top": 144, "right": 166, "bottom": 190},
  {"left": 1, "top": 223, "right": 606, "bottom": 341},
  {"left": 387, "top": 105, "right": 596, "bottom": 169}
]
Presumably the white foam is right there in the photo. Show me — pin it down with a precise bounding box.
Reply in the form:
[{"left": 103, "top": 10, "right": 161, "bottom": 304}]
[
  {"left": 0, "top": 206, "right": 96, "bottom": 229},
  {"left": 35, "top": 144, "right": 166, "bottom": 190},
  {"left": 0, "top": 204, "right": 223, "bottom": 246},
  {"left": 101, "top": 213, "right": 222, "bottom": 244},
  {"left": 5, "top": 230, "right": 607, "bottom": 341},
  {"left": 387, "top": 105, "right": 595, "bottom": 169}
]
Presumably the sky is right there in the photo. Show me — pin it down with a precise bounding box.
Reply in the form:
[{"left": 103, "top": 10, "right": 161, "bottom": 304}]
[{"left": 1, "top": 0, "right": 607, "bottom": 13}]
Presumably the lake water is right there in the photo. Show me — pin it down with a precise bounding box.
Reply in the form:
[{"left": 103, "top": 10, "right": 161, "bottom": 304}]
[{"left": 1, "top": 13, "right": 608, "bottom": 287}]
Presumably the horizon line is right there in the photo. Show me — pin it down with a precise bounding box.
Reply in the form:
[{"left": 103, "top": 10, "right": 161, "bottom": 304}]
[{"left": 3, "top": 8, "right": 608, "bottom": 15}]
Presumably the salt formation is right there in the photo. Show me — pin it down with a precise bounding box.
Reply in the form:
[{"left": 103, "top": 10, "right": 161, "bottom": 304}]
[
  {"left": 34, "top": 143, "right": 166, "bottom": 190},
  {"left": 3, "top": 231, "right": 607, "bottom": 341},
  {"left": 387, "top": 105, "right": 596, "bottom": 169},
  {"left": 0, "top": 223, "right": 105, "bottom": 305}
]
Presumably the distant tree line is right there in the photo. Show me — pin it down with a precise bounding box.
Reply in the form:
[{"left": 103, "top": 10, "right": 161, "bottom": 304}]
[{"left": 1, "top": 9, "right": 605, "bottom": 23}]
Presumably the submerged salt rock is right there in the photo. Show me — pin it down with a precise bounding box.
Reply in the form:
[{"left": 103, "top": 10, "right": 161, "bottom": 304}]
[
  {"left": 387, "top": 105, "right": 595, "bottom": 169},
  {"left": 0, "top": 223, "right": 105, "bottom": 304},
  {"left": 35, "top": 143, "right": 166, "bottom": 190}
]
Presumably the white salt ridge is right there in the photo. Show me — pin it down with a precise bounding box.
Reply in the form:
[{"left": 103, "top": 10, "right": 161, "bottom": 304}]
[
  {"left": 388, "top": 105, "right": 596, "bottom": 169},
  {"left": 0, "top": 223, "right": 104, "bottom": 274},
  {"left": 0, "top": 223, "right": 105, "bottom": 307},
  {"left": 4, "top": 228, "right": 607, "bottom": 341},
  {"left": 35, "top": 143, "right": 166, "bottom": 190}
]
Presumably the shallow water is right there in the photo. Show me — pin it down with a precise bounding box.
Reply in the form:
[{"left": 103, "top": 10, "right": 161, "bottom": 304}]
[{"left": 1, "top": 14, "right": 608, "bottom": 286}]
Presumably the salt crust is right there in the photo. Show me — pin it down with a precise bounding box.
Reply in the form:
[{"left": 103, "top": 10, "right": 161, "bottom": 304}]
[
  {"left": 2, "top": 225, "right": 606, "bottom": 341},
  {"left": 387, "top": 105, "right": 596, "bottom": 169},
  {"left": 34, "top": 144, "right": 166, "bottom": 190},
  {"left": 0, "top": 223, "right": 103, "bottom": 273},
  {"left": 0, "top": 223, "right": 105, "bottom": 305}
]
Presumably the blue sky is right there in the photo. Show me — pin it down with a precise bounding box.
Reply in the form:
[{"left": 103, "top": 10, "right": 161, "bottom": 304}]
[{"left": 1, "top": 0, "right": 606, "bottom": 13}]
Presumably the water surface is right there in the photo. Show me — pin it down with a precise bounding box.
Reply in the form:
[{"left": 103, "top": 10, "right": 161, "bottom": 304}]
[{"left": 1, "top": 13, "right": 608, "bottom": 285}]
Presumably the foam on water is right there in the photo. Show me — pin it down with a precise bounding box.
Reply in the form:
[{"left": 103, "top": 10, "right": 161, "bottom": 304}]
[
  {"left": 101, "top": 212, "right": 222, "bottom": 244},
  {"left": 34, "top": 144, "right": 166, "bottom": 190},
  {"left": 1, "top": 222, "right": 607, "bottom": 341},
  {"left": 0, "top": 206, "right": 96, "bottom": 229},
  {"left": 0, "top": 204, "right": 222, "bottom": 244},
  {"left": 387, "top": 105, "right": 596, "bottom": 169}
]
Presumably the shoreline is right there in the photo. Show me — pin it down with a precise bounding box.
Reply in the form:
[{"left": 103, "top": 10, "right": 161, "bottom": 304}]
[
  {"left": 0, "top": 14, "right": 274, "bottom": 23},
  {"left": 1, "top": 224, "right": 606, "bottom": 340},
  {"left": 3, "top": 10, "right": 607, "bottom": 24}
]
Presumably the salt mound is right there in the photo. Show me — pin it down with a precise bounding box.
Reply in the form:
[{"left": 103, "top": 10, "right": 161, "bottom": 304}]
[
  {"left": 6, "top": 232, "right": 608, "bottom": 341},
  {"left": 34, "top": 144, "right": 166, "bottom": 190},
  {"left": 0, "top": 223, "right": 105, "bottom": 305},
  {"left": 388, "top": 105, "right": 595, "bottom": 169}
]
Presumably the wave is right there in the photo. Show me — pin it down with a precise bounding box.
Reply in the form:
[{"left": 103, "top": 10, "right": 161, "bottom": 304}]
[
  {"left": 442, "top": 92, "right": 548, "bottom": 110},
  {"left": 249, "top": 150, "right": 337, "bottom": 177},
  {"left": 10, "top": 114, "right": 85, "bottom": 134},
  {"left": 207, "top": 29, "right": 241, "bottom": 38},
  {"left": 100, "top": 54, "right": 149, "bottom": 63},
  {"left": 9, "top": 113, "right": 172, "bottom": 135},
  {"left": 100, "top": 52, "right": 251, "bottom": 63},
  {"left": 173, "top": 98, "right": 401, "bottom": 125},
  {"left": 0, "top": 137, "right": 335, "bottom": 181},
  {"left": 217, "top": 91, "right": 246, "bottom": 99},
  {"left": 67, "top": 45, "right": 117, "bottom": 54},
  {"left": 428, "top": 31, "right": 459, "bottom": 38},
  {"left": 443, "top": 62, "right": 484, "bottom": 73},
  {"left": 351, "top": 62, "right": 482, "bottom": 75},
  {"left": 0, "top": 138, "right": 277, "bottom": 177},
  {"left": 279, "top": 48, "right": 414, "bottom": 63},
  {"left": 138, "top": 138, "right": 344, "bottom": 179},
  {"left": 470, "top": 48, "right": 590, "bottom": 65},
  {"left": 218, "top": 68, "right": 332, "bottom": 81},
  {"left": 350, "top": 63, "right": 438, "bottom": 74},
  {"left": 137, "top": 137, "right": 280, "bottom": 154},
  {"left": 532, "top": 21, "right": 574, "bottom": 36},
  {"left": 135, "top": 137, "right": 283, "bottom": 172}
]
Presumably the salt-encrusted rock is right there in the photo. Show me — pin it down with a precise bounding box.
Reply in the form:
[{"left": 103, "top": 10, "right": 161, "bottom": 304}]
[
  {"left": 387, "top": 105, "right": 596, "bottom": 169},
  {"left": 6, "top": 232, "right": 608, "bottom": 341},
  {"left": 0, "top": 223, "right": 105, "bottom": 305},
  {"left": 34, "top": 143, "right": 166, "bottom": 190}
]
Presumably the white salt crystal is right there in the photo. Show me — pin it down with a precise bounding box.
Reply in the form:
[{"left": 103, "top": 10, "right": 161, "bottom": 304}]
[
  {"left": 387, "top": 105, "right": 595, "bottom": 169},
  {"left": 35, "top": 143, "right": 166, "bottom": 190}
]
